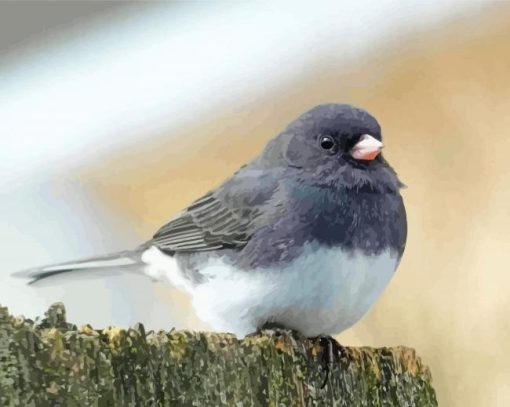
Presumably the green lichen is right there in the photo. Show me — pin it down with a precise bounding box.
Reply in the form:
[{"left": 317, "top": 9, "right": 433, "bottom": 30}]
[{"left": 0, "top": 303, "right": 437, "bottom": 406}]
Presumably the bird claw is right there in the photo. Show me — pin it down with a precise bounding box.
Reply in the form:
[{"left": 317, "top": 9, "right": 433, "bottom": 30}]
[
  {"left": 312, "top": 335, "right": 345, "bottom": 389},
  {"left": 246, "top": 326, "right": 344, "bottom": 389}
]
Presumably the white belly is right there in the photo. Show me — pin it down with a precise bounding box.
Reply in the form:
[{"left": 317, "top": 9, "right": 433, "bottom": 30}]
[{"left": 142, "top": 245, "right": 399, "bottom": 337}]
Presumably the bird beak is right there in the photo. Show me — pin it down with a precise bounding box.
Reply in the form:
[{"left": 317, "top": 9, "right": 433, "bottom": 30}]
[{"left": 350, "top": 134, "right": 383, "bottom": 161}]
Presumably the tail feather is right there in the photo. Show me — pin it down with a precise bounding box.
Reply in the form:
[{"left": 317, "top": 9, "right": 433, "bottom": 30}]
[{"left": 13, "top": 250, "right": 143, "bottom": 285}]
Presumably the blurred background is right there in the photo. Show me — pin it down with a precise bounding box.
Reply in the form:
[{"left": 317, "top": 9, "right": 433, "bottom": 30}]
[{"left": 1, "top": 1, "right": 509, "bottom": 405}]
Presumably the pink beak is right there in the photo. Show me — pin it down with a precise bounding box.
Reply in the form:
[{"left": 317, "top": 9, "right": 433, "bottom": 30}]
[{"left": 350, "top": 134, "right": 383, "bottom": 161}]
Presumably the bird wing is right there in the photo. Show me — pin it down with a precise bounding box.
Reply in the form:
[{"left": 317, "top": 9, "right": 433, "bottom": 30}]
[{"left": 151, "top": 168, "right": 279, "bottom": 253}]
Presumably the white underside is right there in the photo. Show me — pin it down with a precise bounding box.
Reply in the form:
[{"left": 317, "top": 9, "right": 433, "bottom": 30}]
[{"left": 141, "top": 244, "right": 399, "bottom": 337}]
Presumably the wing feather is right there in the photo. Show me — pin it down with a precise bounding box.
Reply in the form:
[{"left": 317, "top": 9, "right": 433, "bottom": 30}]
[
  {"left": 152, "top": 192, "right": 251, "bottom": 252},
  {"left": 151, "top": 168, "right": 281, "bottom": 253}
]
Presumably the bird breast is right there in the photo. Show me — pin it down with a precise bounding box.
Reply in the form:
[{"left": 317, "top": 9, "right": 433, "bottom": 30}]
[{"left": 143, "top": 244, "right": 400, "bottom": 337}]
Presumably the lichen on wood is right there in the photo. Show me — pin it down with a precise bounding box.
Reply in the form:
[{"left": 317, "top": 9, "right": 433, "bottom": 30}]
[{"left": 0, "top": 303, "right": 437, "bottom": 406}]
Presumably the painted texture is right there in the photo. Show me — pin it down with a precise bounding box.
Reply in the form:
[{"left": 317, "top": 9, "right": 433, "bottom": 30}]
[{"left": 0, "top": 303, "right": 437, "bottom": 406}]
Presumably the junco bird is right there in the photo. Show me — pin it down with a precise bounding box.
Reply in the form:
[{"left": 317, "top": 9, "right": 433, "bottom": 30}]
[{"left": 15, "top": 104, "right": 407, "bottom": 339}]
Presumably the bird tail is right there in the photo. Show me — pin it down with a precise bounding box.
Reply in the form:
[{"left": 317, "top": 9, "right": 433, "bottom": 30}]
[{"left": 12, "top": 249, "right": 145, "bottom": 285}]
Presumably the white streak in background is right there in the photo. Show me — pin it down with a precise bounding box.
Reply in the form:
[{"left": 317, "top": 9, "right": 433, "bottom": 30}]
[
  {"left": 0, "top": 178, "right": 143, "bottom": 325},
  {"left": 0, "top": 1, "right": 483, "bottom": 183}
]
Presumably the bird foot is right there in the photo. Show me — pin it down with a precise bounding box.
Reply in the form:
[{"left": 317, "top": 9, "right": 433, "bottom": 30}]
[{"left": 311, "top": 335, "right": 345, "bottom": 389}]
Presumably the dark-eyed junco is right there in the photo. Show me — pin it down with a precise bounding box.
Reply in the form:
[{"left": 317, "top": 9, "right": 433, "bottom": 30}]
[{"left": 16, "top": 104, "right": 407, "bottom": 338}]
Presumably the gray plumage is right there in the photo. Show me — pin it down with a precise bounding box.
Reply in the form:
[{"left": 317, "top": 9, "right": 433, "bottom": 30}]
[{"left": 151, "top": 104, "right": 406, "bottom": 272}]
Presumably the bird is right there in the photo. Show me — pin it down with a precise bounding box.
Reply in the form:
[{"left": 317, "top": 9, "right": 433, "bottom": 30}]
[{"left": 15, "top": 104, "right": 407, "bottom": 340}]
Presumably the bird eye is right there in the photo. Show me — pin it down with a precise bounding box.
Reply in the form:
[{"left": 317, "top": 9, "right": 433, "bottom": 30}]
[{"left": 319, "top": 136, "right": 336, "bottom": 152}]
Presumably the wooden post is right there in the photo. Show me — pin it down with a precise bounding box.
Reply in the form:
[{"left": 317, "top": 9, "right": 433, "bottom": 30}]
[{"left": 0, "top": 303, "right": 437, "bottom": 406}]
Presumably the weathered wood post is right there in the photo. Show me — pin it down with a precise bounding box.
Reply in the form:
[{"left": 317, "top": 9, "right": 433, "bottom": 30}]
[{"left": 0, "top": 303, "right": 437, "bottom": 406}]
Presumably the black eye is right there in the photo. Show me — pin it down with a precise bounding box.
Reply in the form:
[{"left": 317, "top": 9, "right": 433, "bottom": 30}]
[{"left": 319, "top": 135, "right": 336, "bottom": 152}]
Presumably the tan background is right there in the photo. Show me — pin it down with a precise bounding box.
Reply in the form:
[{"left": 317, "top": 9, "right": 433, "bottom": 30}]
[
  {"left": 2, "top": 3, "right": 509, "bottom": 405},
  {"left": 78, "top": 7, "right": 510, "bottom": 406}
]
